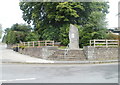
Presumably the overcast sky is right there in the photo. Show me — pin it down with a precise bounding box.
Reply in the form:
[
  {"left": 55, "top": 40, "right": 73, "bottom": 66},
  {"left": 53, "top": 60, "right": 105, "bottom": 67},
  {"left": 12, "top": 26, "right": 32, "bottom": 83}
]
[{"left": 0, "top": 0, "right": 119, "bottom": 30}]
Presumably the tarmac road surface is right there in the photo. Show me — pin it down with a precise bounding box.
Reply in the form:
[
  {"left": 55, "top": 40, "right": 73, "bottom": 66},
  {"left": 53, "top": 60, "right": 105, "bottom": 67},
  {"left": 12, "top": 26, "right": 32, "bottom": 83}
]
[{"left": 0, "top": 63, "right": 118, "bottom": 83}]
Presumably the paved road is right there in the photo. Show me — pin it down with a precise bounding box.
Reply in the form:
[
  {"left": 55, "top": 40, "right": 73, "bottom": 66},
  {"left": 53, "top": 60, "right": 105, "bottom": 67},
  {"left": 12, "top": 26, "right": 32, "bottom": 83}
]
[{"left": 0, "top": 63, "right": 118, "bottom": 83}]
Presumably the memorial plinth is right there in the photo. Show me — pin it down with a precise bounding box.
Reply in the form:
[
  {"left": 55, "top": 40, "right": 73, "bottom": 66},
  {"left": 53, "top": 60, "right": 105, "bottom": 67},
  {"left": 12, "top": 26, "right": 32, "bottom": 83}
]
[{"left": 69, "top": 24, "right": 79, "bottom": 50}]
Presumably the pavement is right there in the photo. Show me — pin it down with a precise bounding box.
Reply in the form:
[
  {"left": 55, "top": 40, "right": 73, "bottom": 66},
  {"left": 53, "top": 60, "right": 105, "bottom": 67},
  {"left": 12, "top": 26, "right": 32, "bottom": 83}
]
[
  {"left": 0, "top": 43, "right": 119, "bottom": 64},
  {"left": 0, "top": 43, "right": 54, "bottom": 64}
]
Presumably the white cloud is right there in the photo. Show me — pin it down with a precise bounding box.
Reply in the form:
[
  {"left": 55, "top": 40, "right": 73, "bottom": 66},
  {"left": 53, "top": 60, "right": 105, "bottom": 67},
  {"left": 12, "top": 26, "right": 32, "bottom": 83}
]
[
  {"left": 106, "top": 0, "right": 119, "bottom": 28},
  {"left": 0, "top": 0, "right": 26, "bottom": 29},
  {"left": 0, "top": 0, "right": 119, "bottom": 29}
]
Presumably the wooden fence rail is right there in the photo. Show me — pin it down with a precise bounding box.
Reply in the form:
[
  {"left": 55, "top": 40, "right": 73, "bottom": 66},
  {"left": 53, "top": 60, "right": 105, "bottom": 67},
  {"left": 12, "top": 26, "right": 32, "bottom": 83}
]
[
  {"left": 18, "top": 40, "right": 55, "bottom": 48},
  {"left": 90, "top": 39, "right": 119, "bottom": 47}
]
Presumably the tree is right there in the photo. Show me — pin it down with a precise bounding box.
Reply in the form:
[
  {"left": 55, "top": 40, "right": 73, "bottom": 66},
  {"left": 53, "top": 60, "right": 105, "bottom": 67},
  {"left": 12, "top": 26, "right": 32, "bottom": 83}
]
[
  {"left": 106, "top": 33, "right": 120, "bottom": 40},
  {"left": 3, "top": 23, "right": 33, "bottom": 44},
  {"left": 19, "top": 2, "right": 109, "bottom": 47},
  {"left": 6, "top": 30, "right": 16, "bottom": 44},
  {"left": 25, "top": 32, "right": 39, "bottom": 41}
]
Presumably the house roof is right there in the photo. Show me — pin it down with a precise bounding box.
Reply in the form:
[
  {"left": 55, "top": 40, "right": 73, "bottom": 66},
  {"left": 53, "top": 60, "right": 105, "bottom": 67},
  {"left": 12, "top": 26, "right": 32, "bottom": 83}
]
[{"left": 109, "top": 29, "right": 120, "bottom": 33}]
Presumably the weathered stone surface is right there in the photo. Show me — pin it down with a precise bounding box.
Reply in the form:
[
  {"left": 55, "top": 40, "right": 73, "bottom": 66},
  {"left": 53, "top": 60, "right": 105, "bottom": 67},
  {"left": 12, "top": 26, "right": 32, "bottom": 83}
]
[
  {"left": 69, "top": 24, "right": 79, "bottom": 50},
  {"left": 48, "top": 49, "right": 86, "bottom": 61},
  {"left": 83, "top": 46, "right": 118, "bottom": 60},
  {"left": 18, "top": 46, "right": 118, "bottom": 61},
  {"left": 19, "top": 46, "right": 58, "bottom": 59}
]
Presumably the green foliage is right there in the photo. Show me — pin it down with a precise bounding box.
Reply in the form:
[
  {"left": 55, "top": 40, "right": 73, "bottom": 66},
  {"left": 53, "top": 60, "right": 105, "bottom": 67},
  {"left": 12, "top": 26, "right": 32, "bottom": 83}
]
[
  {"left": 59, "top": 24, "right": 69, "bottom": 45},
  {"left": 19, "top": 2, "right": 109, "bottom": 47},
  {"left": 5, "top": 30, "right": 16, "bottom": 44},
  {"left": 25, "top": 32, "right": 39, "bottom": 41},
  {"left": 11, "top": 23, "right": 32, "bottom": 32},
  {"left": 106, "top": 33, "right": 120, "bottom": 40},
  {"left": 41, "top": 25, "right": 60, "bottom": 41},
  {"left": 58, "top": 46, "right": 66, "bottom": 49},
  {"left": 19, "top": 45, "right": 26, "bottom": 49},
  {"left": 3, "top": 23, "right": 34, "bottom": 44}
]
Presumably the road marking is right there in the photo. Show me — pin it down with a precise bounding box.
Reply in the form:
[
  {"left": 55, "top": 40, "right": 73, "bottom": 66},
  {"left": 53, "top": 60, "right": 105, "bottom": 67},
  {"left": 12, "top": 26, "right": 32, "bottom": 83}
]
[{"left": 0, "top": 78, "right": 36, "bottom": 82}]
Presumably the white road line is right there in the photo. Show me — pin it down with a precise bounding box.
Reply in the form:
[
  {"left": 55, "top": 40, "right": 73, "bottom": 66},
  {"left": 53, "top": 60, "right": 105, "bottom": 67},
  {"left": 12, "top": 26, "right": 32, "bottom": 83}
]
[{"left": 0, "top": 78, "right": 36, "bottom": 82}]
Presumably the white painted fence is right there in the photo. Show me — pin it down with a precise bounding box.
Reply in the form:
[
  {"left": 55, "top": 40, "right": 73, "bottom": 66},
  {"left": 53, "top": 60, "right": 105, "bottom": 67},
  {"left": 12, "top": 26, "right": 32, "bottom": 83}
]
[{"left": 90, "top": 39, "right": 119, "bottom": 47}]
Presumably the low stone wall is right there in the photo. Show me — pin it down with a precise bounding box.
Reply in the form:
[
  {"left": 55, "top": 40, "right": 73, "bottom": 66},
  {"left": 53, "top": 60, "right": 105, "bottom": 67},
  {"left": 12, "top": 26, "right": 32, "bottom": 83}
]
[
  {"left": 83, "top": 46, "right": 118, "bottom": 60},
  {"left": 48, "top": 49, "right": 87, "bottom": 61},
  {"left": 7, "top": 44, "right": 13, "bottom": 49},
  {"left": 19, "top": 46, "right": 58, "bottom": 59},
  {"left": 16, "top": 46, "right": 119, "bottom": 61},
  {"left": 18, "top": 47, "right": 86, "bottom": 61}
]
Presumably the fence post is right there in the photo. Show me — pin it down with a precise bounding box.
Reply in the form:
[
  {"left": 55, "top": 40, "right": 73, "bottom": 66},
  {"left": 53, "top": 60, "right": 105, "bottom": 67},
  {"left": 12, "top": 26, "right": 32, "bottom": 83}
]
[
  {"left": 44, "top": 41, "right": 46, "bottom": 46},
  {"left": 38, "top": 41, "right": 40, "bottom": 47},
  {"left": 28, "top": 42, "right": 30, "bottom": 47},
  {"left": 118, "top": 40, "right": 119, "bottom": 47},
  {"left": 18, "top": 44, "right": 19, "bottom": 51},
  {"left": 33, "top": 41, "right": 34, "bottom": 47},
  {"left": 90, "top": 40, "right": 91, "bottom": 46},
  {"left": 23, "top": 42, "right": 25, "bottom": 46},
  {"left": 53, "top": 41, "right": 54, "bottom": 46},
  {"left": 94, "top": 40, "right": 95, "bottom": 47},
  {"left": 106, "top": 40, "right": 108, "bottom": 47}
]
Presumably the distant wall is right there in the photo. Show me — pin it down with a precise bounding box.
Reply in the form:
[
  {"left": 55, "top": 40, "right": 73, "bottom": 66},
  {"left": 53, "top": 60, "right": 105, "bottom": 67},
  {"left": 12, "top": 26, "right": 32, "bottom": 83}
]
[
  {"left": 83, "top": 46, "right": 118, "bottom": 60},
  {"left": 7, "top": 44, "right": 13, "bottom": 49}
]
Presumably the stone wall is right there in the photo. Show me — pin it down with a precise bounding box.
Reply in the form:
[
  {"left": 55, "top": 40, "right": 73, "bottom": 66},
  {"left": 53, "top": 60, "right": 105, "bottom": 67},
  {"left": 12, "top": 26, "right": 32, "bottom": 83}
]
[
  {"left": 83, "top": 46, "right": 118, "bottom": 60},
  {"left": 19, "top": 46, "right": 58, "bottom": 59},
  {"left": 7, "top": 44, "right": 13, "bottom": 49},
  {"left": 48, "top": 49, "right": 87, "bottom": 61},
  {"left": 18, "top": 47, "right": 86, "bottom": 61},
  {"left": 17, "top": 46, "right": 118, "bottom": 61}
]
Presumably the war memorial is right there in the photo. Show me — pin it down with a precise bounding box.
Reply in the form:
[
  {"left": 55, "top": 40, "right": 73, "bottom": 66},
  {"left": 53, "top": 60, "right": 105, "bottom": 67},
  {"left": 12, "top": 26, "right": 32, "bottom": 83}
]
[{"left": 8, "top": 24, "right": 118, "bottom": 62}]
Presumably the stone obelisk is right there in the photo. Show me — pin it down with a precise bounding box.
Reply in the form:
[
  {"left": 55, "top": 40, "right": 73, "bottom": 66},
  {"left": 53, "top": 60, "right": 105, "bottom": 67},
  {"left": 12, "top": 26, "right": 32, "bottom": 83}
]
[{"left": 69, "top": 24, "right": 79, "bottom": 50}]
